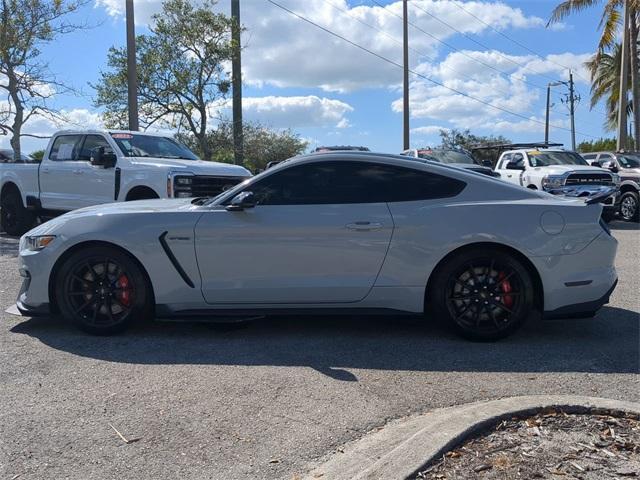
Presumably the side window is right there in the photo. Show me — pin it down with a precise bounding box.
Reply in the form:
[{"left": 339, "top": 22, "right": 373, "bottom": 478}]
[
  {"left": 582, "top": 154, "right": 596, "bottom": 161},
  {"left": 78, "top": 135, "right": 115, "bottom": 161},
  {"left": 512, "top": 153, "right": 525, "bottom": 168},
  {"left": 246, "top": 161, "right": 465, "bottom": 205},
  {"left": 49, "top": 135, "right": 83, "bottom": 161},
  {"left": 499, "top": 154, "right": 512, "bottom": 169}
]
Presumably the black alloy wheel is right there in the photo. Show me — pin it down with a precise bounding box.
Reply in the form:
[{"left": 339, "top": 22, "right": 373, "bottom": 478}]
[
  {"left": 431, "top": 248, "right": 534, "bottom": 341},
  {"left": 620, "top": 191, "right": 639, "bottom": 222},
  {"left": 1, "top": 190, "right": 36, "bottom": 236},
  {"left": 56, "top": 246, "right": 151, "bottom": 335}
]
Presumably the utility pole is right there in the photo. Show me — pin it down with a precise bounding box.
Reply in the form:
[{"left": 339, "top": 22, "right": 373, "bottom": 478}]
[
  {"left": 545, "top": 81, "right": 564, "bottom": 144},
  {"left": 568, "top": 71, "right": 576, "bottom": 151},
  {"left": 617, "top": 0, "right": 630, "bottom": 151},
  {"left": 402, "top": 0, "right": 409, "bottom": 150},
  {"left": 125, "top": 0, "right": 139, "bottom": 131},
  {"left": 231, "top": 0, "right": 244, "bottom": 166}
]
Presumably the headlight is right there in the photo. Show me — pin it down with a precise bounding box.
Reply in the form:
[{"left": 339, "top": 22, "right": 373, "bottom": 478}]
[
  {"left": 542, "top": 175, "right": 565, "bottom": 191},
  {"left": 22, "top": 235, "right": 56, "bottom": 251},
  {"left": 176, "top": 177, "right": 192, "bottom": 185}
]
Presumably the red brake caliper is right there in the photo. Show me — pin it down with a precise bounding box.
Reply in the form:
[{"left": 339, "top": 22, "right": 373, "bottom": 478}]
[
  {"left": 498, "top": 272, "right": 513, "bottom": 308},
  {"left": 118, "top": 274, "right": 131, "bottom": 306}
]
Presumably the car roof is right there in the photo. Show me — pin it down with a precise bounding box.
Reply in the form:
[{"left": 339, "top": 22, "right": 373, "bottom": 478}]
[{"left": 53, "top": 129, "right": 173, "bottom": 138}]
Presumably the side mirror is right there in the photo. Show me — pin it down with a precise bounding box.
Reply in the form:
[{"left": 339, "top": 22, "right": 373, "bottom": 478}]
[
  {"left": 226, "top": 191, "right": 256, "bottom": 211},
  {"left": 506, "top": 161, "right": 525, "bottom": 170},
  {"left": 481, "top": 159, "right": 492, "bottom": 168},
  {"left": 591, "top": 160, "right": 602, "bottom": 168},
  {"left": 90, "top": 147, "right": 117, "bottom": 168},
  {"left": 601, "top": 161, "right": 618, "bottom": 173}
]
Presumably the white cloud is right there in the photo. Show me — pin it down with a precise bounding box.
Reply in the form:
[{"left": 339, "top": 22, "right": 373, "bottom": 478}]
[
  {"left": 410, "top": 125, "right": 449, "bottom": 135},
  {"left": 219, "top": 95, "right": 353, "bottom": 129},
  {"left": 391, "top": 50, "right": 589, "bottom": 137},
  {"left": 0, "top": 108, "right": 103, "bottom": 153},
  {"left": 96, "top": 0, "right": 551, "bottom": 92}
]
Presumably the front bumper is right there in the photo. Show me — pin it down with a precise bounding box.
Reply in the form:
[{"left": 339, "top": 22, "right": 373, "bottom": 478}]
[{"left": 15, "top": 272, "right": 51, "bottom": 316}]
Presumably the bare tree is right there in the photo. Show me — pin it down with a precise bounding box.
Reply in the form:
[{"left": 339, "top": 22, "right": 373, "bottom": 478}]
[{"left": 0, "top": 0, "right": 88, "bottom": 160}]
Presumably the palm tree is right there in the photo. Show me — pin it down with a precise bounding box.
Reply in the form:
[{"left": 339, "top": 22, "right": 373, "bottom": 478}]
[
  {"left": 549, "top": 0, "right": 639, "bottom": 147},
  {"left": 584, "top": 43, "right": 633, "bottom": 130}
]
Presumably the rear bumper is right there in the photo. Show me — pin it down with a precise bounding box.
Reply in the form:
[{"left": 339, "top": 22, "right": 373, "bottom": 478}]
[{"left": 543, "top": 278, "right": 617, "bottom": 319}]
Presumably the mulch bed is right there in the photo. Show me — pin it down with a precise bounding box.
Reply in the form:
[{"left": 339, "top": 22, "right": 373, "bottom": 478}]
[{"left": 415, "top": 409, "right": 640, "bottom": 479}]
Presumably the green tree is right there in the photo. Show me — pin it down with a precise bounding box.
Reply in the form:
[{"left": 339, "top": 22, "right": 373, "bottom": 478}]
[
  {"left": 577, "top": 137, "right": 618, "bottom": 152},
  {"left": 94, "top": 0, "right": 235, "bottom": 160},
  {"left": 549, "top": 0, "right": 639, "bottom": 148},
  {"left": 177, "top": 121, "right": 308, "bottom": 172},
  {"left": 438, "top": 129, "right": 510, "bottom": 151},
  {"left": 0, "top": 0, "right": 88, "bottom": 161},
  {"left": 29, "top": 148, "right": 44, "bottom": 161}
]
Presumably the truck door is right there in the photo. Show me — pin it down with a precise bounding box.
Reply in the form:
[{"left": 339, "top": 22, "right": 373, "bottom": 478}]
[
  {"left": 73, "top": 135, "right": 119, "bottom": 207},
  {"left": 39, "top": 134, "right": 85, "bottom": 211}
]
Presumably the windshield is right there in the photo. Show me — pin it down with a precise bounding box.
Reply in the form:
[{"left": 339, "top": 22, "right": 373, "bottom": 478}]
[
  {"left": 110, "top": 133, "right": 198, "bottom": 160},
  {"left": 618, "top": 155, "right": 640, "bottom": 168},
  {"left": 418, "top": 150, "right": 475, "bottom": 164},
  {"left": 528, "top": 151, "right": 588, "bottom": 167}
]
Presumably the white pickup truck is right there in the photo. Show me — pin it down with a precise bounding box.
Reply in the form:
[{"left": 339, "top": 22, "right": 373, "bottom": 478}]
[
  {"left": 494, "top": 147, "right": 620, "bottom": 219},
  {"left": 0, "top": 129, "right": 252, "bottom": 235}
]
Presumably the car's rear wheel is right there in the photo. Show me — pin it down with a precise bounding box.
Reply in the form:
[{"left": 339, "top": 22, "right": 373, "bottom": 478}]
[
  {"left": 620, "top": 191, "right": 639, "bottom": 222},
  {"left": 55, "top": 246, "right": 151, "bottom": 335},
  {"left": 430, "top": 248, "right": 535, "bottom": 341},
  {"left": 1, "top": 189, "right": 36, "bottom": 236}
]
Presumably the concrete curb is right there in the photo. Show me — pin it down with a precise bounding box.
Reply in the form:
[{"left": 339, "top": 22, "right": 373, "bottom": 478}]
[{"left": 304, "top": 395, "right": 640, "bottom": 480}]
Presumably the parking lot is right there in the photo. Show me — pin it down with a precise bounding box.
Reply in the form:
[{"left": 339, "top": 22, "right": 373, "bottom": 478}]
[{"left": 0, "top": 223, "right": 638, "bottom": 480}]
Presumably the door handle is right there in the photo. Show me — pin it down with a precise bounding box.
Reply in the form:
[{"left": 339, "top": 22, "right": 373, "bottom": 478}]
[
  {"left": 346, "top": 221, "right": 383, "bottom": 231},
  {"left": 73, "top": 169, "right": 84, "bottom": 175}
]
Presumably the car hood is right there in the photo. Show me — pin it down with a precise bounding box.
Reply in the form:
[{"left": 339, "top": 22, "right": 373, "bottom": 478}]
[
  {"left": 25, "top": 199, "right": 197, "bottom": 237},
  {"left": 530, "top": 165, "right": 610, "bottom": 175},
  {"left": 128, "top": 157, "right": 252, "bottom": 177}
]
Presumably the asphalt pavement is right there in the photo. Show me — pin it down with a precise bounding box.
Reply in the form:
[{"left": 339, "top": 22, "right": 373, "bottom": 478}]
[{"left": 0, "top": 223, "right": 638, "bottom": 480}]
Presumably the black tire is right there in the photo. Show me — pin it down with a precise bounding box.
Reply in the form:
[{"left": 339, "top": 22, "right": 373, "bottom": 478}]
[
  {"left": 1, "top": 189, "right": 36, "bottom": 236},
  {"left": 55, "top": 246, "right": 152, "bottom": 335},
  {"left": 429, "top": 247, "right": 535, "bottom": 341},
  {"left": 126, "top": 188, "right": 159, "bottom": 201},
  {"left": 619, "top": 191, "right": 639, "bottom": 222}
]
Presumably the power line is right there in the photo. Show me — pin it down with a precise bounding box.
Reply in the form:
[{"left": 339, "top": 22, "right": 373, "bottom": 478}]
[
  {"left": 448, "top": 0, "right": 593, "bottom": 85},
  {"left": 408, "top": 0, "right": 561, "bottom": 84},
  {"left": 265, "top": 0, "right": 599, "bottom": 140},
  {"left": 368, "top": 0, "right": 557, "bottom": 95}
]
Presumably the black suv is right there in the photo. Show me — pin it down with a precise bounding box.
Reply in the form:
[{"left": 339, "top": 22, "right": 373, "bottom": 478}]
[{"left": 582, "top": 151, "right": 640, "bottom": 222}]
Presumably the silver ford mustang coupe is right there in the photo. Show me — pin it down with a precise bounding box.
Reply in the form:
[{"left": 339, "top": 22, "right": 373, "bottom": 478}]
[{"left": 13, "top": 152, "right": 618, "bottom": 340}]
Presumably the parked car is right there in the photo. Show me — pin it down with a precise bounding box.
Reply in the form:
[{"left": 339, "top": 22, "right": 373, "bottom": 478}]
[
  {"left": 0, "top": 130, "right": 252, "bottom": 236},
  {"left": 494, "top": 146, "right": 620, "bottom": 221},
  {"left": 581, "top": 151, "right": 640, "bottom": 222},
  {"left": 400, "top": 148, "right": 500, "bottom": 177},
  {"left": 0, "top": 149, "right": 37, "bottom": 163},
  {"left": 13, "top": 151, "right": 617, "bottom": 341}
]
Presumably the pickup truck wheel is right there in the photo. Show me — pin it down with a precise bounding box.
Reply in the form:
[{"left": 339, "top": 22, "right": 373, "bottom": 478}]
[
  {"left": 430, "top": 248, "right": 534, "bottom": 341},
  {"left": 1, "top": 190, "right": 35, "bottom": 236},
  {"left": 620, "top": 191, "right": 639, "bottom": 222},
  {"left": 55, "top": 246, "right": 152, "bottom": 335}
]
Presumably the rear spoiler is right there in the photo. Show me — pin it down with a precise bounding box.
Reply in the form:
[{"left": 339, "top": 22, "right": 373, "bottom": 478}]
[{"left": 546, "top": 185, "right": 618, "bottom": 205}]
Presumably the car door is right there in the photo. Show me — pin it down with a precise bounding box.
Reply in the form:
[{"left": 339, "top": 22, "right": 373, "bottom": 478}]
[
  {"left": 39, "top": 134, "right": 84, "bottom": 211},
  {"left": 194, "top": 160, "right": 394, "bottom": 304},
  {"left": 72, "top": 135, "right": 119, "bottom": 207},
  {"left": 500, "top": 153, "right": 525, "bottom": 186}
]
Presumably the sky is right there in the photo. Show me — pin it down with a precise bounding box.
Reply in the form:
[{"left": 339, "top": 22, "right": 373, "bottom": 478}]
[{"left": 1, "top": 0, "right": 611, "bottom": 155}]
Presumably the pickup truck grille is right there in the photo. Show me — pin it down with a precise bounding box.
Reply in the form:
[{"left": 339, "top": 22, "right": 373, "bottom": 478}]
[
  {"left": 565, "top": 173, "right": 613, "bottom": 186},
  {"left": 174, "top": 175, "right": 246, "bottom": 198}
]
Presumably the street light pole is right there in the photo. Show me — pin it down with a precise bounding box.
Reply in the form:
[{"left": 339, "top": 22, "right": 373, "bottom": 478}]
[
  {"left": 568, "top": 71, "right": 576, "bottom": 151},
  {"left": 125, "top": 0, "right": 139, "bottom": 131},
  {"left": 402, "top": 0, "right": 409, "bottom": 150}
]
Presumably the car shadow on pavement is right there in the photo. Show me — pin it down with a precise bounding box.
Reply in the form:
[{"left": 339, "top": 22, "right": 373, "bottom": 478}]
[
  {"left": 9, "top": 305, "right": 639, "bottom": 381},
  {"left": 609, "top": 221, "right": 639, "bottom": 231}
]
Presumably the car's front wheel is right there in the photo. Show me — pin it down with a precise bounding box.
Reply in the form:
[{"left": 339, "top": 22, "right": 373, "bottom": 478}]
[
  {"left": 430, "top": 247, "right": 535, "bottom": 341},
  {"left": 620, "top": 191, "right": 639, "bottom": 222},
  {"left": 55, "top": 246, "right": 152, "bottom": 335}
]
